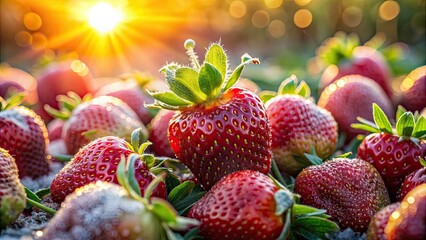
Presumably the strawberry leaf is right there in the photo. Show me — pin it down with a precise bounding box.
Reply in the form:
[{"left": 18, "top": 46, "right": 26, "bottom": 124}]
[
  {"left": 304, "top": 152, "right": 323, "bottom": 165},
  {"left": 51, "top": 153, "right": 73, "bottom": 162},
  {"left": 205, "top": 43, "right": 227, "bottom": 83},
  {"left": 333, "top": 152, "right": 352, "bottom": 159},
  {"left": 150, "top": 91, "right": 191, "bottom": 107},
  {"left": 396, "top": 112, "right": 415, "bottom": 137},
  {"left": 419, "top": 157, "right": 426, "bottom": 167},
  {"left": 412, "top": 116, "right": 426, "bottom": 139},
  {"left": 166, "top": 175, "right": 181, "bottom": 195},
  {"left": 396, "top": 105, "right": 407, "bottom": 121},
  {"left": 292, "top": 216, "right": 340, "bottom": 240},
  {"left": 278, "top": 75, "right": 297, "bottom": 95},
  {"left": 3, "top": 93, "right": 24, "bottom": 110},
  {"left": 131, "top": 128, "right": 147, "bottom": 153},
  {"left": 166, "top": 67, "right": 206, "bottom": 103},
  {"left": 373, "top": 103, "right": 393, "bottom": 134},
  {"left": 223, "top": 54, "right": 260, "bottom": 92},
  {"left": 127, "top": 154, "right": 142, "bottom": 197},
  {"left": 151, "top": 198, "right": 178, "bottom": 224},
  {"left": 292, "top": 204, "right": 330, "bottom": 219},
  {"left": 25, "top": 187, "right": 41, "bottom": 203},
  {"left": 259, "top": 90, "right": 277, "bottom": 104},
  {"left": 198, "top": 62, "right": 222, "bottom": 97},
  {"left": 168, "top": 181, "right": 195, "bottom": 205},
  {"left": 169, "top": 216, "right": 200, "bottom": 231},
  {"left": 274, "top": 189, "right": 294, "bottom": 216},
  {"left": 277, "top": 210, "right": 292, "bottom": 240},
  {"left": 175, "top": 191, "right": 206, "bottom": 216},
  {"left": 295, "top": 80, "right": 311, "bottom": 98},
  {"left": 35, "top": 188, "right": 51, "bottom": 198}
]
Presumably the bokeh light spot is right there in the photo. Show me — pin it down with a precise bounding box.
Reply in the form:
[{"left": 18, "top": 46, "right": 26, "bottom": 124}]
[
  {"left": 252, "top": 10, "right": 270, "bottom": 28},
  {"left": 379, "top": 1, "right": 400, "bottom": 21},
  {"left": 295, "top": 0, "right": 311, "bottom": 6},
  {"left": 342, "top": 7, "right": 363, "bottom": 27},
  {"left": 229, "top": 1, "right": 247, "bottom": 19},
  {"left": 15, "top": 31, "right": 32, "bottom": 47},
  {"left": 71, "top": 60, "right": 89, "bottom": 76},
  {"left": 24, "top": 12, "right": 42, "bottom": 31},
  {"left": 294, "top": 9, "right": 312, "bottom": 28},
  {"left": 264, "top": 0, "right": 283, "bottom": 9},
  {"left": 31, "top": 32, "right": 48, "bottom": 50},
  {"left": 268, "top": 20, "right": 285, "bottom": 38}
]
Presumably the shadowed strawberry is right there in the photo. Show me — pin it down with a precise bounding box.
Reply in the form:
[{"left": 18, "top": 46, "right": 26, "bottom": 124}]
[
  {"left": 0, "top": 94, "right": 50, "bottom": 179},
  {"left": 46, "top": 93, "right": 146, "bottom": 155},
  {"left": 317, "top": 32, "right": 392, "bottom": 98},
  {"left": 47, "top": 119, "right": 64, "bottom": 141},
  {"left": 0, "top": 64, "right": 38, "bottom": 105},
  {"left": 148, "top": 109, "right": 175, "bottom": 158},
  {"left": 385, "top": 184, "right": 426, "bottom": 240},
  {"left": 399, "top": 65, "right": 426, "bottom": 112},
  {"left": 43, "top": 157, "right": 199, "bottom": 240},
  {"left": 189, "top": 170, "right": 339, "bottom": 240},
  {"left": 396, "top": 158, "right": 426, "bottom": 201},
  {"left": 353, "top": 104, "right": 426, "bottom": 200},
  {"left": 318, "top": 75, "right": 394, "bottom": 143},
  {"left": 367, "top": 202, "right": 401, "bottom": 240},
  {"left": 147, "top": 39, "right": 272, "bottom": 190},
  {"left": 95, "top": 71, "right": 155, "bottom": 125},
  {"left": 0, "top": 148, "right": 26, "bottom": 229},
  {"left": 261, "top": 76, "right": 338, "bottom": 176},
  {"left": 295, "top": 158, "right": 390, "bottom": 232},
  {"left": 50, "top": 129, "right": 166, "bottom": 203}
]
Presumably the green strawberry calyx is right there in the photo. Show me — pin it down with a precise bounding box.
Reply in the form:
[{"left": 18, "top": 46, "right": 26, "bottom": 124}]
[
  {"left": 269, "top": 176, "right": 340, "bottom": 240},
  {"left": 146, "top": 39, "right": 260, "bottom": 110},
  {"left": 260, "top": 75, "right": 311, "bottom": 103},
  {"left": 0, "top": 93, "right": 25, "bottom": 111},
  {"left": 352, "top": 104, "right": 426, "bottom": 143},
  {"left": 317, "top": 31, "right": 360, "bottom": 66},
  {"left": 117, "top": 154, "right": 199, "bottom": 239},
  {"left": 44, "top": 91, "right": 92, "bottom": 120}
]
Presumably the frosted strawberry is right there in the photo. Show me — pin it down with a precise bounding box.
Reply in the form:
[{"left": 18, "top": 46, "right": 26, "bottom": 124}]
[
  {"left": 0, "top": 94, "right": 50, "bottom": 179},
  {"left": 0, "top": 148, "right": 26, "bottom": 229},
  {"left": 353, "top": 104, "right": 426, "bottom": 200},
  {"left": 50, "top": 129, "right": 166, "bottom": 203},
  {"left": 46, "top": 93, "right": 146, "bottom": 155},
  {"left": 147, "top": 40, "right": 271, "bottom": 190},
  {"left": 262, "top": 76, "right": 338, "bottom": 175}
]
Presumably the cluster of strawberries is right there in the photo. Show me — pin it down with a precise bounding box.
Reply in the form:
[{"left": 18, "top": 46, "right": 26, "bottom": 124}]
[{"left": 0, "top": 34, "right": 425, "bottom": 240}]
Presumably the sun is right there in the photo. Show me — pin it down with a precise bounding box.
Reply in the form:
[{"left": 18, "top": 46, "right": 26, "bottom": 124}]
[{"left": 88, "top": 2, "right": 123, "bottom": 34}]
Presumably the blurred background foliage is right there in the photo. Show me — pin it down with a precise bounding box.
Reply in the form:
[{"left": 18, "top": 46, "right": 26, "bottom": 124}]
[{"left": 1, "top": 0, "right": 425, "bottom": 96}]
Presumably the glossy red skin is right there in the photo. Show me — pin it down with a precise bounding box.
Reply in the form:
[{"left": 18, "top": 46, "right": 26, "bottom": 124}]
[
  {"left": 295, "top": 158, "right": 390, "bottom": 232},
  {"left": 47, "top": 119, "right": 64, "bottom": 141},
  {"left": 400, "top": 65, "right": 426, "bottom": 112},
  {"left": 357, "top": 133, "right": 426, "bottom": 201},
  {"left": 96, "top": 81, "right": 154, "bottom": 125},
  {"left": 397, "top": 167, "right": 426, "bottom": 201},
  {"left": 0, "top": 107, "right": 50, "bottom": 179},
  {"left": 50, "top": 136, "right": 166, "bottom": 203},
  {"left": 367, "top": 202, "right": 401, "bottom": 240},
  {"left": 188, "top": 170, "right": 283, "bottom": 240},
  {"left": 266, "top": 95, "right": 338, "bottom": 175},
  {"left": 318, "top": 75, "right": 394, "bottom": 143},
  {"left": 385, "top": 184, "right": 426, "bottom": 240},
  {"left": 37, "top": 62, "right": 93, "bottom": 110},
  {"left": 320, "top": 46, "right": 392, "bottom": 98},
  {"left": 148, "top": 109, "right": 175, "bottom": 158},
  {"left": 62, "top": 97, "right": 143, "bottom": 155},
  {"left": 169, "top": 88, "right": 272, "bottom": 190}
]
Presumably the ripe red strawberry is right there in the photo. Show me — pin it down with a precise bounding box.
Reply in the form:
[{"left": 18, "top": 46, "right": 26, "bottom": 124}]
[
  {"left": 36, "top": 60, "right": 93, "bottom": 111},
  {"left": 263, "top": 76, "right": 338, "bottom": 175},
  {"left": 295, "top": 158, "right": 390, "bottom": 232},
  {"left": 353, "top": 104, "right": 426, "bottom": 200},
  {"left": 96, "top": 72, "right": 155, "bottom": 125},
  {"left": 148, "top": 109, "right": 175, "bottom": 158},
  {"left": 367, "top": 202, "right": 401, "bottom": 240},
  {"left": 385, "top": 184, "right": 426, "bottom": 240},
  {"left": 399, "top": 65, "right": 426, "bottom": 112},
  {"left": 0, "top": 95, "right": 50, "bottom": 179},
  {"left": 318, "top": 32, "right": 392, "bottom": 98},
  {"left": 44, "top": 180, "right": 198, "bottom": 240},
  {"left": 148, "top": 40, "right": 271, "bottom": 190},
  {"left": 50, "top": 131, "right": 166, "bottom": 203},
  {"left": 189, "top": 170, "right": 339, "bottom": 240},
  {"left": 0, "top": 148, "right": 26, "bottom": 229},
  {"left": 318, "top": 75, "right": 394, "bottom": 143},
  {"left": 396, "top": 159, "right": 426, "bottom": 201},
  {"left": 47, "top": 93, "right": 146, "bottom": 155}
]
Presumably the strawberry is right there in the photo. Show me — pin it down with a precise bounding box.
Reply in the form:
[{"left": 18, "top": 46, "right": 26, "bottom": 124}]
[
  {"left": 396, "top": 158, "right": 426, "bottom": 201},
  {"left": 50, "top": 129, "right": 166, "bottom": 203},
  {"left": 0, "top": 64, "right": 38, "bottom": 105},
  {"left": 147, "top": 40, "right": 271, "bottom": 190},
  {"left": 294, "top": 158, "right": 391, "bottom": 232},
  {"left": 353, "top": 104, "right": 426, "bottom": 200},
  {"left": 0, "top": 94, "right": 50, "bottom": 179},
  {"left": 189, "top": 170, "right": 339, "bottom": 240},
  {"left": 366, "top": 202, "right": 401, "bottom": 240},
  {"left": 148, "top": 109, "right": 175, "bottom": 158},
  {"left": 95, "top": 72, "right": 155, "bottom": 125},
  {"left": 44, "top": 176, "right": 198, "bottom": 240},
  {"left": 385, "top": 184, "right": 426, "bottom": 240},
  {"left": 262, "top": 76, "right": 338, "bottom": 176},
  {"left": 47, "top": 119, "right": 64, "bottom": 141},
  {"left": 36, "top": 60, "right": 93, "bottom": 111},
  {"left": 0, "top": 148, "right": 26, "bottom": 229},
  {"left": 318, "top": 32, "right": 392, "bottom": 98},
  {"left": 318, "top": 75, "right": 394, "bottom": 143},
  {"left": 46, "top": 93, "right": 146, "bottom": 155},
  {"left": 399, "top": 65, "right": 426, "bottom": 112}
]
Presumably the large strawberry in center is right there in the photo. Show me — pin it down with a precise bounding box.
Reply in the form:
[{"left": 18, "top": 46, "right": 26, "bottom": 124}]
[{"left": 148, "top": 40, "right": 271, "bottom": 190}]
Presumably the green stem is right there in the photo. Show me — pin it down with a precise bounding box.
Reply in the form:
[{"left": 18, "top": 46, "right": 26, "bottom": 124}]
[
  {"left": 26, "top": 198, "right": 57, "bottom": 215},
  {"left": 187, "top": 48, "right": 201, "bottom": 70}
]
